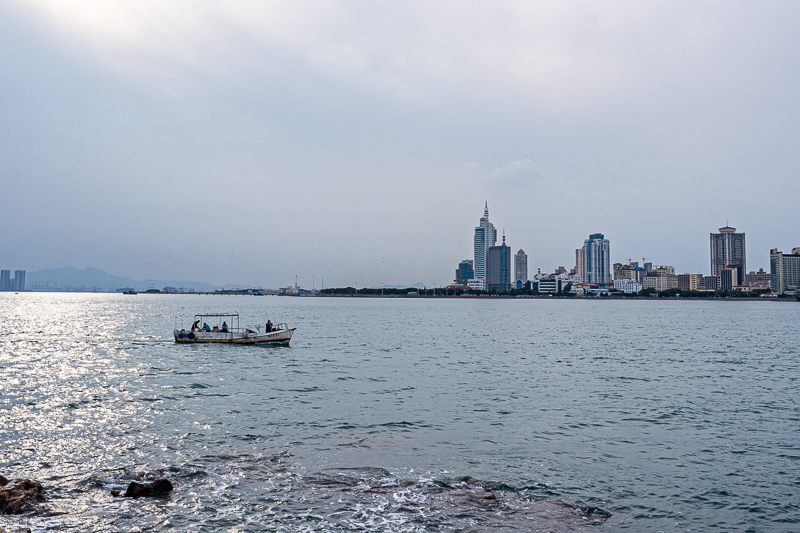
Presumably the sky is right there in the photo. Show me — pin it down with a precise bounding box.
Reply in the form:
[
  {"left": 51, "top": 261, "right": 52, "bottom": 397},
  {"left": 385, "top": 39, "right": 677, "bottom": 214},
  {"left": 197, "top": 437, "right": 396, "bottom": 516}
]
[{"left": 2, "top": 1, "right": 799, "bottom": 288}]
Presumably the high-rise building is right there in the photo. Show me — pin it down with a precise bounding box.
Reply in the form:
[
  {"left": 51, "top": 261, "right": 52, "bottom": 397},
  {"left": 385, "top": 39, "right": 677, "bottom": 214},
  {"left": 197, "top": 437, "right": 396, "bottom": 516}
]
[
  {"left": 770, "top": 248, "right": 800, "bottom": 294},
  {"left": 720, "top": 267, "right": 738, "bottom": 292},
  {"left": 575, "top": 248, "right": 584, "bottom": 283},
  {"left": 514, "top": 249, "right": 528, "bottom": 288},
  {"left": 486, "top": 234, "right": 511, "bottom": 292},
  {"left": 0, "top": 270, "right": 10, "bottom": 291},
  {"left": 584, "top": 233, "right": 611, "bottom": 285},
  {"left": 13, "top": 270, "right": 25, "bottom": 291},
  {"left": 711, "top": 226, "right": 746, "bottom": 285},
  {"left": 455, "top": 259, "right": 474, "bottom": 285},
  {"left": 12, "top": 270, "right": 25, "bottom": 291},
  {"left": 473, "top": 202, "right": 497, "bottom": 290}
]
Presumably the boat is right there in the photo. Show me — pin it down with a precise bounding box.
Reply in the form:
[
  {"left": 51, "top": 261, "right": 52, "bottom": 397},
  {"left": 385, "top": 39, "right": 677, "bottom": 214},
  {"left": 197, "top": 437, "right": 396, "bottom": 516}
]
[{"left": 174, "top": 313, "right": 295, "bottom": 345}]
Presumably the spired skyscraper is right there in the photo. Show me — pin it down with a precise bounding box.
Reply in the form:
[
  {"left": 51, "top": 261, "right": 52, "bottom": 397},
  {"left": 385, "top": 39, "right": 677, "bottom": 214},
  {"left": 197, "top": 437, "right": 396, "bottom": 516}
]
[
  {"left": 583, "top": 233, "right": 611, "bottom": 285},
  {"left": 710, "top": 226, "right": 746, "bottom": 286},
  {"left": 472, "top": 202, "right": 497, "bottom": 291}
]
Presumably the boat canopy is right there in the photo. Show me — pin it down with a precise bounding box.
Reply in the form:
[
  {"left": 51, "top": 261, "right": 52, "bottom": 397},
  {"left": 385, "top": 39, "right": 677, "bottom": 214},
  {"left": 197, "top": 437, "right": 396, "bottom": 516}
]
[{"left": 192, "top": 313, "right": 240, "bottom": 330}]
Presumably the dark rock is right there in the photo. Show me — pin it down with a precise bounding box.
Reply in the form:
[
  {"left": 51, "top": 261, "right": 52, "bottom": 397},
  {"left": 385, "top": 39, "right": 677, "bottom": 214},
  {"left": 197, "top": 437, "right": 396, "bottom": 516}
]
[
  {"left": 121, "top": 478, "right": 173, "bottom": 498},
  {"left": 0, "top": 475, "right": 8, "bottom": 487},
  {"left": 0, "top": 479, "right": 44, "bottom": 515}
]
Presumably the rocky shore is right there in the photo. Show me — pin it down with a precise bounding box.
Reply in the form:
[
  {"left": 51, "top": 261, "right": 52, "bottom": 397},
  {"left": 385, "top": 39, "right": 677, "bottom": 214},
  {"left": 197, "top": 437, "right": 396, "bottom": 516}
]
[{"left": 0, "top": 471, "right": 172, "bottom": 520}]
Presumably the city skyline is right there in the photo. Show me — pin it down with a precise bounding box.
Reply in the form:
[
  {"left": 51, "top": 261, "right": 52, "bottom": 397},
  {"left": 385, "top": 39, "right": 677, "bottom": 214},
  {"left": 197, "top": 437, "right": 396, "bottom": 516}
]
[
  {"left": 10, "top": 211, "right": 792, "bottom": 290},
  {"left": 2, "top": 2, "right": 799, "bottom": 288},
  {"left": 456, "top": 203, "right": 781, "bottom": 291}
]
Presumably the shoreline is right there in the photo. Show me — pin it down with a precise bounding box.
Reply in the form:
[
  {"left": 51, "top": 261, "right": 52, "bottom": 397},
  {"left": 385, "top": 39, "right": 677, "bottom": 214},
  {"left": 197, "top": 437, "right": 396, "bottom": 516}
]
[{"left": 10, "top": 291, "right": 798, "bottom": 302}]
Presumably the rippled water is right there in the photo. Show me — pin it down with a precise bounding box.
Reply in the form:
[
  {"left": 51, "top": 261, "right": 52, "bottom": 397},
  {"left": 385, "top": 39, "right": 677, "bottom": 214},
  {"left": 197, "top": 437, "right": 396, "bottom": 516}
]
[{"left": 1, "top": 293, "right": 798, "bottom": 532}]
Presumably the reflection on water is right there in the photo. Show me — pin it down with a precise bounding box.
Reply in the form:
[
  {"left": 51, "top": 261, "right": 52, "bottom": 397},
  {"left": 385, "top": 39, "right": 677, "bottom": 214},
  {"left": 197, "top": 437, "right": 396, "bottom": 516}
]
[{"left": 1, "top": 293, "right": 799, "bottom": 531}]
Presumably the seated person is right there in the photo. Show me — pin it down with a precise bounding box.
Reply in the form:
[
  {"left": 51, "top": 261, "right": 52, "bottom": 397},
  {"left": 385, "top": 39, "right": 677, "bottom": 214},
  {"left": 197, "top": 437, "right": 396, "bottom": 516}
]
[
  {"left": 221, "top": 321, "right": 228, "bottom": 332},
  {"left": 203, "top": 322, "right": 211, "bottom": 331}
]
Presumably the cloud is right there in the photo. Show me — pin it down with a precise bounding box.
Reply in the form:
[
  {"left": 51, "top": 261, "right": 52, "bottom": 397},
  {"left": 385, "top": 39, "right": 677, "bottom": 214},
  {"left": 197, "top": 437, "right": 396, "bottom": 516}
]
[
  {"left": 485, "top": 159, "right": 545, "bottom": 191},
  {"left": 8, "top": 1, "right": 742, "bottom": 111}
]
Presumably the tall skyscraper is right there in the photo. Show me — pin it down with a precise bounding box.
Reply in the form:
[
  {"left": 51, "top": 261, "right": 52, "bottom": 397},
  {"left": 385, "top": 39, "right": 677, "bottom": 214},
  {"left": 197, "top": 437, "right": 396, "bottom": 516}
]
[
  {"left": 584, "top": 233, "right": 611, "bottom": 284},
  {"left": 710, "top": 226, "right": 746, "bottom": 285},
  {"left": 473, "top": 202, "right": 497, "bottom": 290},
  {"left": 487, "top": 233, "right": 511, "bottom": 292},
  {"left": 13, "top": 270, "right": 25, "bottom": 291},
  {"left": 514, "top": 249, "right": 528, "bottom": 289},
  {"left": 0, "top": 270, "right": 10, "bottom": 291},
  {"left": 770, "top": 248, "right": 800, "bottom": 294},
  {"left": 575, "top": 248, "right": 584, "bottom": 283}
]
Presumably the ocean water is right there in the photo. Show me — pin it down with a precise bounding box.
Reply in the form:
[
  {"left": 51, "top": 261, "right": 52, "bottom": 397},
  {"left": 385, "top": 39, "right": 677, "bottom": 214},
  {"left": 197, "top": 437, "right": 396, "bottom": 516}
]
[{"left": 0, "top": 293, "right": 798, "bottom": 532}]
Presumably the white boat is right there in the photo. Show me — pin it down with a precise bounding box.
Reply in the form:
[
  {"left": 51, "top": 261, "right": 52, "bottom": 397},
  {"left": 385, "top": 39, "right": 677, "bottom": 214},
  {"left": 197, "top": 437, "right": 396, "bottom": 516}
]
[{"left": 174, "top": 313, "right": 295, "bottom": 345}]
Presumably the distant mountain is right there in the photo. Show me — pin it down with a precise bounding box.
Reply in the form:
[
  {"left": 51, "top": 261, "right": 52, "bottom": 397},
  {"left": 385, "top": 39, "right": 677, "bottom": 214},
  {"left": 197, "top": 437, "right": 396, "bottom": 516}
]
[{"left": 26, "top": 267, "right": 254, "bottom": 292}]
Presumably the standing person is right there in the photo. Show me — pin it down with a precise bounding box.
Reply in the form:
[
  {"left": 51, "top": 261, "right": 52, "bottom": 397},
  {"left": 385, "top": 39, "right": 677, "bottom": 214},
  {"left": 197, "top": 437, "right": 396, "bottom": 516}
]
[
  {"left": 265, "top": 320, "right": 273, "bottom": 332},
  {"left": 191, "top": 319, "right": 200, "bottom": 332}
]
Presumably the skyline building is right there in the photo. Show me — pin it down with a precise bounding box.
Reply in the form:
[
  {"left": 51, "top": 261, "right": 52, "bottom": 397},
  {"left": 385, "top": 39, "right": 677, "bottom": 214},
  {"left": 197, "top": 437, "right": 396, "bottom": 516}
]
[
  {"left": 472, "top": 202, "right": 497, "bottom": 291},
  {"left": 770, "top": 248, "right": 800, "bottom": 294},
  {"left": 487, "top": 233, "right": 511, "bottom": 292},
  {"left": 711, "top": 226, "right": 746, "bottom": 285},
  {"left": 0, "top": 269, "right": 24, "bottom": 291},
  {"left": 745, "top": 268, "right": 771, "bottom": 288},
  {"left": 575, "top": 248, "right": 584, "bottom": 283},
  {"left": 13, "top": 270, "right": 25, "bottom": 291},
  {"left": 677, "top": 273, "right": 704, "bottom": 291},
  {"left": 584, "top": 233, "right": 611, "bottom": 285},
  {"left": 455, "top": 259, "right": 474, "bottom": 285},
  {"left": 514, "top": 249, "right": 528, "bottom": 289}
]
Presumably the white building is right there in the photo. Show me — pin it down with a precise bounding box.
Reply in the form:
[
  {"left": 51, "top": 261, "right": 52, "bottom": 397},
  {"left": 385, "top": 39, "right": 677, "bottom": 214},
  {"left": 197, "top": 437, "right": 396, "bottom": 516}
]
[
  {"left": 584, "top": 233, "right": 611, "bottom": 284},
  {"left": 613, "top": 279, "right": 642, "bottom": 294},
  {"left": 467, "top": 279, "right": 486, "bottom": 291},
  {"left": 514, "top": 249, "right": 528, "bottom": 288},
  {"left": 473, "top": 202, "right": 497, "bottom": 287},
  {"left": 770, "top": 248, "right": 800, "bottom": 294},
  {"left": 575, "top": 248, "right": 584, "bottom": 283}
]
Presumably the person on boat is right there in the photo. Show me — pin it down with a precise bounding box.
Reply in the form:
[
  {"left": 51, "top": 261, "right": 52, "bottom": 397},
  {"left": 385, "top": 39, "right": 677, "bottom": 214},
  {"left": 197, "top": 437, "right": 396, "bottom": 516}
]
[
  {"left": 203, "top": 322, "right": 211, "bottom": 331},
  {"left": 221, "top": 321, "right": 228, "bottom": 332},
  {"left": 265, "top": 320, "right": 273, "bottom": 332},
  {"left": 191, "top": 319, "right": 200, "bottom": 332}
]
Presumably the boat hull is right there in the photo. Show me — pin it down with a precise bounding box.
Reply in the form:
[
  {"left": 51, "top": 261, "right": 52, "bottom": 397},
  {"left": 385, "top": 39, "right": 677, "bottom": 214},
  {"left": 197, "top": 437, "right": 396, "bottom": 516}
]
[{"left": 174, "top": 328, "right": 295, "bottom": 345}]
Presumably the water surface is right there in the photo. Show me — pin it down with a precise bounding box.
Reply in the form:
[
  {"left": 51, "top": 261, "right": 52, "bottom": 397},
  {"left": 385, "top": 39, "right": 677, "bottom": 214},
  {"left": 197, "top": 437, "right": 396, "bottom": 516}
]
[{"left": 1, "top": 294, "right": 798, "bottom": 531}]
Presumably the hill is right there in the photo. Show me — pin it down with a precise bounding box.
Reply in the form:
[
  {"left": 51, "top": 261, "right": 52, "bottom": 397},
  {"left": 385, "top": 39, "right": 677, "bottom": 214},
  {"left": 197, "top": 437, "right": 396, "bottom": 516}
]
[{"left": 26, "top": 267, "right": 250, "bottom": 292}]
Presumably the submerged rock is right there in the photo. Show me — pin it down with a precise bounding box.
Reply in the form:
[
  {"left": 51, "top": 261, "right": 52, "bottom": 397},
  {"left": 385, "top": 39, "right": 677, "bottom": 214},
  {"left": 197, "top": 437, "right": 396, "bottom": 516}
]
[
  {"left": 112, "top": 478, "right": 173, "bottom": 498},
  {"left": 0, "top": 478, "right": 44, "bottom": 515}
]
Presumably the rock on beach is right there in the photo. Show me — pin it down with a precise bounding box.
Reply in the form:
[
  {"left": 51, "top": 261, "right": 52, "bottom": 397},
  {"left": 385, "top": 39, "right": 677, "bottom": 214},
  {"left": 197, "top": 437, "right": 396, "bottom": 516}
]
[
  {"left": 112, "top": 478, "right": 173, "bottom": 498},
  {"left": 0, "top": 477, "right": 44, "bottom": 515}
]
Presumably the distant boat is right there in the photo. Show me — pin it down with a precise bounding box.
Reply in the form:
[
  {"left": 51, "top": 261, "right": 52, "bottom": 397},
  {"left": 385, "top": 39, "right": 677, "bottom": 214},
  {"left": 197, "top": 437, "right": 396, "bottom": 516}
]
[{"left": 174, "top": 313, "right": 295, "bottom": 345}]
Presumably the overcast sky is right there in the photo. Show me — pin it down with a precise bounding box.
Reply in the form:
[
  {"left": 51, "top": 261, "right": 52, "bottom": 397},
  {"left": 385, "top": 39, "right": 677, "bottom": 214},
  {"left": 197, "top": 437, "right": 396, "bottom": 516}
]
[{"left": 2, "top": 1, "right": 798, "bottom": 287}]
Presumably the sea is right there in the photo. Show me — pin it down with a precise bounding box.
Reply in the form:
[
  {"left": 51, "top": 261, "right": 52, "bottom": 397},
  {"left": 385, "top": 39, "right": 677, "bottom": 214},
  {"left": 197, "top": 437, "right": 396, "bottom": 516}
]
[{"left": 1, "top": 293, "right": 798, "bottom": 532}]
